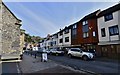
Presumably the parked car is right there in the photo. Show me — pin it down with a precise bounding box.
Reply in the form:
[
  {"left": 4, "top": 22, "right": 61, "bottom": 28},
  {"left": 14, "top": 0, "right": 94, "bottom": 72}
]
[
  {"left": 50, "top": 48, "right": 64, "bottom": 56},
  {"left": 45, "top": 49, "right": 51, "bottom": 54},
  {"left": 37, "top": 48, "right": 46, "bottom": 53},
  {"left": 87, "top": 49, "right": 96, "bottom": 56},
  {"left": 67, "top": 48, "right": 95, "bottom": 61}
]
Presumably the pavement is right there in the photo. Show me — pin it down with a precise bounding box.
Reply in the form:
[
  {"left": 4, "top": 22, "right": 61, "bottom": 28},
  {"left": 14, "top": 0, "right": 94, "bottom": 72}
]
[{"left": 19, "top": 54, "right": 86, "bottom": 74}]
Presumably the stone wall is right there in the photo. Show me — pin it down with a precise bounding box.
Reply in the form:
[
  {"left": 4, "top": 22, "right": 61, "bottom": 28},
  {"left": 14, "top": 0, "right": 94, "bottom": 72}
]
[
  {"left": 20, "top": 29, "right": 25, "bottom": 54},
  {"left": 1, "top": 3, "right": 22, "bottom": 55},
  {"left": 0, "top": 0, "right": 2, "bottom": 56}
]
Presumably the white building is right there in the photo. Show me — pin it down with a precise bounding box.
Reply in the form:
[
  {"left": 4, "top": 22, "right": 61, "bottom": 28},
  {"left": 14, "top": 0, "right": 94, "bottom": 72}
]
[
  {"left": 58, "top": 30, "right": 64, "bottom": 47},
  {"left": 52, "top": 33, "right": 58, "bottom": 48},
  {"left": 57, "top": 26, "right": 71, "bottom": 48},
  {"left": 97, "top": 3, "right": 120, "bottom": 58},
  {"left": 63, "top": 27, "right": 71, "bottom": 47}
]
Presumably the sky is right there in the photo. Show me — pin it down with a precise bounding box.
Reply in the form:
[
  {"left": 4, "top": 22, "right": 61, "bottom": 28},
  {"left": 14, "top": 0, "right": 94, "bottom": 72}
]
[{"left": 3, "top": 0, "right": 119, "bottom": 38}]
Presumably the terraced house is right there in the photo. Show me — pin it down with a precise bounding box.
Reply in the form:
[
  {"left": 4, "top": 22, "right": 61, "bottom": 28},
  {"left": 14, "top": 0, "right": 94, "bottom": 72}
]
[
  {"left": 52, "top": 33, "right": 58, "bottom": 48},
  {"left": 40, "top": 3, "right": 120, "bottom": 58},
  {"left": 70, "top": 10, "right": 101, "bottom": 56},
  {"left": 97, "top": 3, "right": 120, "bottom": 58},
  {"left": 78, "top": 10, "right": 101, "bottom": 56},
  {"left": 58, "top": 26, "right": 71, "bottom": 48}
]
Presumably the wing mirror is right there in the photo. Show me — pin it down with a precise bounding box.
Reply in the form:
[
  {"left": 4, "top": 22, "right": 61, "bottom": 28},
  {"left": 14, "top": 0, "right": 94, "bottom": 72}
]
[{"left": 80, "top": 50, "right": 82, "bottom": 53}]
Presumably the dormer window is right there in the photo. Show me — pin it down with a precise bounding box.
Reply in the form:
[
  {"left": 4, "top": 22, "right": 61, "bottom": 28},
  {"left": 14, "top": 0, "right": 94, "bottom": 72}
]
[
  {"left": 104, "top": 13, "right": 113, "bottom": 22},
  {"left": 82, "top": 20, "right": 88, "bottom": 25},
  {"left": 60, "top": 32, "right": 63, "bottom": 36},
  {"left": 73, "top": 24, "right": 77, "bottom": 29},
  {"left": 64, "top": 29, "right": 69, "bottom": 34}
]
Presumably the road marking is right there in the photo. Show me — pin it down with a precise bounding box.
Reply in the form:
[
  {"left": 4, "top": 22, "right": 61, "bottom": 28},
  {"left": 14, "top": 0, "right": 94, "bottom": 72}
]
[
  {"left": 16, "top": 63, "right": 20, "bottom": 73},
  {"left": 80, "top": 68, "right": 97, "bottom": 74}
]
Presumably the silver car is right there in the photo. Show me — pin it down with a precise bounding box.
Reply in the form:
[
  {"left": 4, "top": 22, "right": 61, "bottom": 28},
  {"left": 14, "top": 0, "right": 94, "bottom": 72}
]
[{"left": 68, "top": 48, "right": 94, "bottom": 61}]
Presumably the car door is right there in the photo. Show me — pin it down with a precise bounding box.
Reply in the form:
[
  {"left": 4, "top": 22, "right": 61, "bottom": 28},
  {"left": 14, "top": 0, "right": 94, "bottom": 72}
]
[
  {"left": 77, "top": 49, "right": 83, "bottom": 57},
  {"left": 75, "top": 49, "right": 81, "bottom": 57},
  {"left": 71, "top": 49, "right": 80, "bottom": 57},
  {"left": 70, "top": 49, "right": 77, "bottom": 56}
]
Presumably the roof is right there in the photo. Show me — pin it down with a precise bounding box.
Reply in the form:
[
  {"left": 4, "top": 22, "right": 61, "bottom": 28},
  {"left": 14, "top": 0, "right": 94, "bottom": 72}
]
[
  {"left": 2, "top": 2, "right": 22, "bottom": 22},
  {"left": 98, "top": 3, "right": 120, "bottom": 18},
  {"left": 80, "top": 9, "right": 100, "bottom": 21}
]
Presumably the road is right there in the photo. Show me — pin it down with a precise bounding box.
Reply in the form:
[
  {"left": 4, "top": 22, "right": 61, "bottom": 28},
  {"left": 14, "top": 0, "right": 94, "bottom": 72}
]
[
  {"left": 24, "top": 51, "right": 120, "bottom": 74},
  {"left": 47, "top": 55, "right": 119, "bottom": 74},
  {"left": 2, "top": 62, "right": 21, "bottom": 74}
]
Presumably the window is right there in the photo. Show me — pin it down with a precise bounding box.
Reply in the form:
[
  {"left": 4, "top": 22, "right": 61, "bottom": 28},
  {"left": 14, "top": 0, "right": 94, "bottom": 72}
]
[
  {"left": 72, "top": 29, "right": 77, "bottom": 35},
  {"left": 101, "top": 28, "right": 106, "bottom": 37},
  {"left": 73, "top": 24, "right": 77, "bottom": 29},
  {"left": 83, "top": 32, "right": 89, "bottom": 38},
  {"left": 109, "top": 25, "right": 119, "bottom": 36},
  {"left": 53, "top": 41, "right": 56, "bottom": 45},
  {"left": 71, "top": 49, "right": 80, "bottom": 52},
  {"left": 83, "top": 25, "right": 89, "bottom": 32},
  {"left": 54, "top": 35, "right": 58, "bottom": 38},
  {"left": 93, "top": 31, "right": 96, "bottom": 37},
  {"left": 72, "top": 24, "right": 77, "bottom": 38},
  {"left": 60, "top": 32, "right": 63, "bottom": 36},
  {"left": 59, "top": 38, "right": 63, "bottom": 43},
  {"left": 55, "top": 41, "right": 56, "bottom": 45},
  {"left": 82, "top": 20, "right": 88, "bottom": 25},
  {"left": 82, "top": 20, "right": 89, "bottom": 38},
  {"left": 104, "top": 13, "right": 113, "bottom": 21},
  {"left": 64, "top": 29, "right": 69, "bottom": 34},
  {"left": 65, "top": 37, "right": 69, "bottom": 42}
]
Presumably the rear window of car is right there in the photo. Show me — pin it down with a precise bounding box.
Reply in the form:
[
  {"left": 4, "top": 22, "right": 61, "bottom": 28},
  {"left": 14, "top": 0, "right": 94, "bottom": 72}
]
[{"left": 71, "top": 49, "right": 80, "bottom": 52}]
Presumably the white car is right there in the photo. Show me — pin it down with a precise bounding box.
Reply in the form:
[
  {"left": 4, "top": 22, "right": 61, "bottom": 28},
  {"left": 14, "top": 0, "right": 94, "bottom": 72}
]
[
  {"left": 50, "top": 48, "right": 64, "bottom": 56},
  {"left": 67, "top": 48, "right": 94, "bottom": 61}
]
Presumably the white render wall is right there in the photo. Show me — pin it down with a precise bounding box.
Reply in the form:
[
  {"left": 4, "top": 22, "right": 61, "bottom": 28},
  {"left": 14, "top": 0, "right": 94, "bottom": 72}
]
[
  {"left": 57, "top": 29, "right": 71, "bottom": 47},
  {"left": 52, "top": 37, "right": 58, "bottom": 47},
  {"left": 98, "top": 11, "right": 120, "bottom": 44},
  {"left": 58, "top": 32, "right": 63, "bottom": 46},
  {"left": 63, "top": 29, "right": 71, "bottom": 46}
]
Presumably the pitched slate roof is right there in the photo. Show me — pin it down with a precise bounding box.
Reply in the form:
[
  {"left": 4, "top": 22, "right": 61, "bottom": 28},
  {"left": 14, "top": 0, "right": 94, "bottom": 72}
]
[
  {"left": 80, "top": 9, "right": 100, "bottom": 21},
  {"left": 98, "top": 3, "right": 120, "bottom": 18}
]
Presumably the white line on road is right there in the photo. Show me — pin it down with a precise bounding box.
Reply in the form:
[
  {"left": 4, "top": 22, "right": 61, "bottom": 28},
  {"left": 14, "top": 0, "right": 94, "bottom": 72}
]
[{"left": 16, "top": 63, "right": 20, "bottom": 73}]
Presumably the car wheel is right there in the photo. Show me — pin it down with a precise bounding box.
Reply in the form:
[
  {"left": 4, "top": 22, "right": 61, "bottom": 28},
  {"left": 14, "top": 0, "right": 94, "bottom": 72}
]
[
  {"left": 50, "top": 52, "right": 52, "bottom": 55},
  {"left": 82, "top": 56, "right": 88, "bottom": 61},
  {"left": 68, "top": 54, "right": 72, "bottom": 58},
  {"left": 56, "top": 53, "right": 58, "bottom": 56}
]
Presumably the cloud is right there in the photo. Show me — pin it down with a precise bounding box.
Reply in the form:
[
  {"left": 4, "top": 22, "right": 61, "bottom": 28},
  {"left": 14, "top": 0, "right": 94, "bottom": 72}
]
[{"left": 15, "top": 3, "right": 59, "bottom": 36}]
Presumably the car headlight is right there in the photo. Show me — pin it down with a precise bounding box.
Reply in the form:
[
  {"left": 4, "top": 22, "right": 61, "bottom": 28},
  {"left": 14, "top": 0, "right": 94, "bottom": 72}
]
[{"left": 88, "top": 54, "right": 93, "bottom": 58}]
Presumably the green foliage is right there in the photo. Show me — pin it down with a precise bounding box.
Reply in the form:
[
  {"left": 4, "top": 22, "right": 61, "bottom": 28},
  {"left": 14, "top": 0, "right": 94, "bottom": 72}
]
[{"left": 24, "top": 33, "right": 42, "bottom": 43}]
